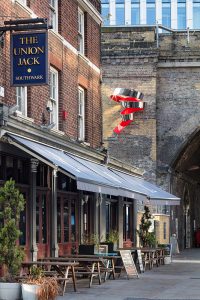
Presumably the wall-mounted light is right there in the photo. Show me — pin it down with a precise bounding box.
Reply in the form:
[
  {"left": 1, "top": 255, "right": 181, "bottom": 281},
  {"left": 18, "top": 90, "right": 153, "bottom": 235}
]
[
  {"left": 81, "top": 194, "right": 89, "bottom": 206},
  {"left": 96, "top": 193, "right": 102, "bottom": 207}
]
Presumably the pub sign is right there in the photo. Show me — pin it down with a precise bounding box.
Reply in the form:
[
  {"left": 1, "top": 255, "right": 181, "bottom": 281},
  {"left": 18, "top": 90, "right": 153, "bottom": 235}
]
[{"left": 11, "top": 31, "right": 48, "bottom": 86}]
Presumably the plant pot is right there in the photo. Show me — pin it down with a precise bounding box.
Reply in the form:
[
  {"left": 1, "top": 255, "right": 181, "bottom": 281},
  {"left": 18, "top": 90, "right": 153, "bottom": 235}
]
[
  {"left": 0, "top": 282, "right": 21, "bottom": 300},
  {"left": 79, "top": 244, "right": 97, "bottom": 255},
  {"left": 100, "top": 242, "right": 114, "bottom": 253},
  {"left": 21, "top": 283, "right": 40, "bottom": 300}
]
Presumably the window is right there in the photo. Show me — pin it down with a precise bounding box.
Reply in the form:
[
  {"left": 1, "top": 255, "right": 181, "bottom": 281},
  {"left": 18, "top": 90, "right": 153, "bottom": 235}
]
[
  {"left": 57, "top": 195, "right": 78, "bottom": 244},
  {"left": 116, "top": 0, "right": 125, "bottom": 25},
  {"left": 78, "top": 8, "right": 84, "bottom": 54},
  {"left": 106, "top": 201, "right": 118, "bottom": 237},
  {"left": 16, "top": 87, "right": 27, "bottom": 116},
  {"left": 193, "top": 0, "right": 200, "bottom": 29},
  {"left": 49, "top": 67, "right": 59, "bottom": 129},
  {"left": 131, "top": 0, "right": 140, "bottom": 25},
  {"left": 177, "top": 0, "right": 186, "bottom": 29},
  {"left": 78, "top": 87, "right": 85, "bottom": 141},
  {"left": 162, "top": 0, "right": 171, "bottom": 28},
  {"left": 123, "top": 203, "right": 132, "bottom": 240},
  {"left": 49, "top": 0, "right": 58, "bottom": 31},
  {"left": 147, "top": 0, "right": 156, "bottom": 25},
  {"left": 36, "top": 194, "right": 47, "bottom": 244},
  {"left": 16, "top": 0, "right": 27, "bottom": 5},
  {"left": 102, "top": 0, "right": 110, "bottom": 26}
]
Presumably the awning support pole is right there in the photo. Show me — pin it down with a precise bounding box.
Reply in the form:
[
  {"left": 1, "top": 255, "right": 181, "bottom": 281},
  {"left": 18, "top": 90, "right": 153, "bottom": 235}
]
[
  {"left": 133, "top": 200, "right": 138, "bottom": 246},
  {"left": 118, "top": 197, "right": 124, "bottom": 249},
  {"left": 30, "top": 158, "right": 39, "bottom": 261},
  {"left": 51, "top": 168, "right": 59, "bottom": 257}
]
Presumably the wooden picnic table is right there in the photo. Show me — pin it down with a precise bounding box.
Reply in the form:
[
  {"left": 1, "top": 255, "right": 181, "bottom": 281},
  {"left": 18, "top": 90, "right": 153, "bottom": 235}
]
[
  {"left": 41, "top": 255, "right": 122, "bottom": 283},
  {"left": 20, "top": 261, "right": 79, "bottom": 295},
  {"left": 40, "top": 256, "right": 102, "bottom": 287}
]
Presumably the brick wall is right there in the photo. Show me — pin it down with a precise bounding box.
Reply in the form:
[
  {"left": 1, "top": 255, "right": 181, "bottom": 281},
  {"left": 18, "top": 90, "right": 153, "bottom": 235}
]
[
  {"left": 101, "top": 27, "right": 158, "bottom": 182},
  {"left": 0, "top": 0, "right": 102, "bottom": 149}
]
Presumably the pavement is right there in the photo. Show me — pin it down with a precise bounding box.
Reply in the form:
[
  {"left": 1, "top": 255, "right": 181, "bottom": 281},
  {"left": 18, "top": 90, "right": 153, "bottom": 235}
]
[{"left": 57, "top": 248, "right": 200, "bottom": 300}]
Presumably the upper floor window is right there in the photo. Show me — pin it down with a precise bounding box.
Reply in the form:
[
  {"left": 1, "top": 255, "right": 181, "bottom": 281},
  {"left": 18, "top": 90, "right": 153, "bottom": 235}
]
[
  {"left": 49, "top": 0, "right": 58, "bottom": 31},
  {"left": 78, "top": 87, "right": 85, "bottom": 141},
  {"left": 116, "top": 0, "right": 125, "bottom": 25},
  {"left": 162, "top": 0, "right": 171, "bottom": 28},
  {"left": 16, "top": 86, "right": 27, "bottom": 116},
  {"left": 147, "top": 0, "right": 156, "bottom": 25},
  {"left": 49, "top": 67, "right": 59, "bottom": 129},
  {"left": 193, "top": 0, "right": 200, "bottom": 29},
  {"left": 16, "top": 0, "right": 27, "bottom": 5},
  {"left": 131, "top": 0, "right": 140, "bottom": 25},
  {"left": 102, "top": 0, "right": 110, "bottom": 26},
  {"left": 78, "top": 8, "right": 84, "bottom": 54},
  {"left": 177, "top": 0, "right": 186, "bottom": 29}
]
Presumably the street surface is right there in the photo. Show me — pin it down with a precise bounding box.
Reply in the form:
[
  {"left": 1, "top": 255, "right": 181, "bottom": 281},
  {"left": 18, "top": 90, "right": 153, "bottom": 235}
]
[{"left": 57, "top": 249, "right": 200, "bottom": 300}]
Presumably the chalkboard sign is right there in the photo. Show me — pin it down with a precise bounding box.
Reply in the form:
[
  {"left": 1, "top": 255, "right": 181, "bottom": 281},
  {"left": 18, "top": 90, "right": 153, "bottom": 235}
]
[
  {"left": 120, "top": 250, "right": 139, "bottom": 279},
  {"left": 137, "top": 249, "right": 144, "bottom": 273}
]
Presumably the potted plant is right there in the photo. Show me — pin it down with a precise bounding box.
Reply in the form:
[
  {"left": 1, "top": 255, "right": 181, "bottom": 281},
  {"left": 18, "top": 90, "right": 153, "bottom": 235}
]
[
  {"left": 0, "top": 179, "right": 25, "bottom": 300},
  {"left": 79, "top": 233, "right": 102, "bottom": 255},
  {"left": 137, "top": 205, "right": 156, "bottom": 248},
  {"left": 21, "top": 266, "right": 59, "bottom": 300},
  {"left": 101, "top": 230, "right": 119, "bottom": 253}
]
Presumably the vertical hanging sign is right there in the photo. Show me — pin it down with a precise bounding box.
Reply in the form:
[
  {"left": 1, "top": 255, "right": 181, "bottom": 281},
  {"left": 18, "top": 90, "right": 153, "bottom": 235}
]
[{"left": 11, "top": 31, "right": 48, "bottom": 86}]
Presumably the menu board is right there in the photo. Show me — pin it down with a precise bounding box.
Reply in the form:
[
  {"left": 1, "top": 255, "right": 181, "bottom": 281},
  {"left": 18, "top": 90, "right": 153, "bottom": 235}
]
[
  {"left": 137, "top": 249, "right": 144, "bottom": 273},
  {"left": 120, "top": 250, "right": 139, "bottom": 279}
]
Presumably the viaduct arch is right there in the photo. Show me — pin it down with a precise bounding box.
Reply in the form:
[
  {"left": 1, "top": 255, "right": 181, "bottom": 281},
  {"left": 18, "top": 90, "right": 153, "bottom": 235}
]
[{"left": 101, "top": 26, "right": 200, "bottom": 249}]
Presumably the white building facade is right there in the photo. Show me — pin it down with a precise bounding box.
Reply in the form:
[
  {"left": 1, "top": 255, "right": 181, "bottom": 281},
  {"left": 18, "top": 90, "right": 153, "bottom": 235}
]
[{"left": 101, "top": 0, "right": 200, "bottom": 29}]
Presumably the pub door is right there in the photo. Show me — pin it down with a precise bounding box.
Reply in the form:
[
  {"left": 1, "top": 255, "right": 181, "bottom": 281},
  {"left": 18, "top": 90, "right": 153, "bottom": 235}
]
[
  {"left": 36, "top": 189, "right": 50, "bottom": 259},
  {"left": 57, "top": 192, "right": 79, "bottom": 255}
]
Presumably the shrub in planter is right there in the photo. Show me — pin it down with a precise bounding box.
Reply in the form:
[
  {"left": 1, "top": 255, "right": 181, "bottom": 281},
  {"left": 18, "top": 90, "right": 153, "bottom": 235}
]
[
  {"left": 21, "top": 266, "right": 59, "bottom": 300},
  {"left": 137, "top": 205, "right": 157, "bottom": 248},
  {"left": 0, "top": 179, "right": 25, "bottom": 300}
]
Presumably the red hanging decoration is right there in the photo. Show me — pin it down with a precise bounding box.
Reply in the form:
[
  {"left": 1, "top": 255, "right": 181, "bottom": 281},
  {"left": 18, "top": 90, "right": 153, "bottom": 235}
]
[{"left": 110, "top": 88, "right": 145, "bottom": 134}]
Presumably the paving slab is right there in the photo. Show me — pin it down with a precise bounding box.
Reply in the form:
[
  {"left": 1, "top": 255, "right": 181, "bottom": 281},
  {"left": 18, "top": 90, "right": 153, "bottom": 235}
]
[{"left": 57, "top": 249, "right": 200, "bottom": 300}]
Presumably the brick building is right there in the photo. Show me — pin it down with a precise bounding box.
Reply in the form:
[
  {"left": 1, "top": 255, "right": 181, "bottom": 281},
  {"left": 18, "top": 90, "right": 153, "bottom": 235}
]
[
  {"left": 101, "top": 25, "right": 200, "bottom": 249},
  {"left": 0, "top": 1, "right": 179, "bottom": 261}
]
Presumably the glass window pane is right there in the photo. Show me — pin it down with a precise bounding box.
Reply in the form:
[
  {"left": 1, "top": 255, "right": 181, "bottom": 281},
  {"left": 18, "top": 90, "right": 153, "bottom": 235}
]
[
  {"left": 57, "top": 198, "right": 61, "bottom": 243},
  {"left": 193, "top": 1, "right": 200, "bottom": 29},
  {"left": 162, "top": 1, "right": 171, "bottom": 28},
  {"left": 71, "top": 199, "right": 76, "bottom": 242},
  {"left": 116, "top": 2, "right": 125, "bottom": 25},
  {"left": 63, "top": 199, "right": 69, "bottom": 242},
  {"left": 42, "top": 195, "right": 47, "bottom": 244},
  {"left": 131, "top": 1, "right": 140, "bottom": 25},
  {"left": 147, "top": 0, "right": 156, "bottom": 25},
  {"left": 178, "top": 1, "right": 186, "bottom": 29},
  {"left": 19, "top": 194, "right": 26, "bottom": 245},
  {"left": 102, "top": 4, "right": 110, "bottom": 26},
  {"left": 36, "top": 196, "right": 40, "bottom": 243}
]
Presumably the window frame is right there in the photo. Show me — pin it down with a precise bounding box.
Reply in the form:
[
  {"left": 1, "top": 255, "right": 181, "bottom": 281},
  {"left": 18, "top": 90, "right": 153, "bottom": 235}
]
[
  {"left": 78, "top": 7, "right": 85, "bottom": 55},
  {"left": 49, "top": 67, "right": 59, "bottom": 130},
  {"left": 78, "top": 86, "right": 85, "bottom": 141},
  {"left": 49, "top": 0, "right": 58, "bottom": 32},
  {"left": 16, "top": 86, "right": 27, "bottom": 116}
]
